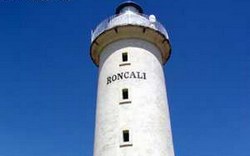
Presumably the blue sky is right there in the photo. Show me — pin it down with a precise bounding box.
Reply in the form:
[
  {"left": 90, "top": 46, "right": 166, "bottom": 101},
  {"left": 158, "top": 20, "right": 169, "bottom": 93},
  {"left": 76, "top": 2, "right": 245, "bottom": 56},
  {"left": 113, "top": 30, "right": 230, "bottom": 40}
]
[{"left": 0, "top": 0, "right": 249, "bottom": 156}]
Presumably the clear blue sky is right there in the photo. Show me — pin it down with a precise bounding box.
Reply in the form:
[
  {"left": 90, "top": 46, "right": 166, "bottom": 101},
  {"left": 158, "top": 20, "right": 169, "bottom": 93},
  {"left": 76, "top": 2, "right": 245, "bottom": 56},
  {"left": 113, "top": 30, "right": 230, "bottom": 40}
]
[{"left": 0, "top": 0, "right": 249, "bottom": 156}]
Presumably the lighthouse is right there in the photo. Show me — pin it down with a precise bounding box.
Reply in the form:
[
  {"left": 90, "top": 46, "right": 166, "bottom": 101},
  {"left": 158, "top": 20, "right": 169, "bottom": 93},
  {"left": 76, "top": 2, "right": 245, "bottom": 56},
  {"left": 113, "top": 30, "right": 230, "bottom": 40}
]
[{"left": 90, "top": 1, "right": 175, "bottom": 156}]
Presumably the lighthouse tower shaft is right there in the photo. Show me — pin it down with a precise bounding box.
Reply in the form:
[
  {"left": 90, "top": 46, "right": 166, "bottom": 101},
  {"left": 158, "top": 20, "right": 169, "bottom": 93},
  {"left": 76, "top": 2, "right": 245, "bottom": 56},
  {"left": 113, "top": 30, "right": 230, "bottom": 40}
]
[{"left": 90, "top": 2, "right": 174, "bottom": 156}]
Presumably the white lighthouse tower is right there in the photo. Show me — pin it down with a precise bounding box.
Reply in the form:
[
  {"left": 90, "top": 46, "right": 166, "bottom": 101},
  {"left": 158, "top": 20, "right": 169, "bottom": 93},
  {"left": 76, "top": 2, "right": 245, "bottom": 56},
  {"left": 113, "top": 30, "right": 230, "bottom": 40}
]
[{"left": 90, "top": 1, "right": 175, "bottom": 156}]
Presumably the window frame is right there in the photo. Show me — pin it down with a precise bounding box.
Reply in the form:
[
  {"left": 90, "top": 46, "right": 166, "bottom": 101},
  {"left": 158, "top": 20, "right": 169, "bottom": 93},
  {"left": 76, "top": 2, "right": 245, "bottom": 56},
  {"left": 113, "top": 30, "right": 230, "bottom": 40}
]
[
  {"left": 119, "top": 88, "right": 131, "bottom": 104},
  {"left": 123, "top": 130, "right": 130, "bottom": 142},
  {"left": 120, "top": 129, "right": 133, "bottom": 147},
  {"left": 119, "top": 52, "right": 131, "bottom": 66},
  {"left": 122, "top": 88, "right": 129, "bottom": 100},
  {"left": 122, "top": 52, "right": 128, "bottom": 62}
]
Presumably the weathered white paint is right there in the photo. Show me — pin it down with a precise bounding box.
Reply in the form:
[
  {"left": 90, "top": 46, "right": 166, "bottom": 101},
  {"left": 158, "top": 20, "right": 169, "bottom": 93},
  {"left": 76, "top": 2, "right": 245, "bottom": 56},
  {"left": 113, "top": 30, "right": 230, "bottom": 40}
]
[{"left": 93, "top": 39, "right": 175, "bottom": 156}]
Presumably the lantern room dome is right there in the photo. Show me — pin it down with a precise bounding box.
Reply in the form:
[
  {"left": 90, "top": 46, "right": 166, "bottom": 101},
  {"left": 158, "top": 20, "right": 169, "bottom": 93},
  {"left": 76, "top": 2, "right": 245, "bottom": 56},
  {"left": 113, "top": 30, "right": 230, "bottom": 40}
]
[{"left": 115, "top": 1, "right": 143, "bottom": 14}]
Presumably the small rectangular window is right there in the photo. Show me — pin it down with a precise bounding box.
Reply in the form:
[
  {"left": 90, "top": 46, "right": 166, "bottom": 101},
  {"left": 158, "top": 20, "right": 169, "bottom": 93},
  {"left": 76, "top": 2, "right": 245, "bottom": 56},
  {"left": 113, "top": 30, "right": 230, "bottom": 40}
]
[
  {"left": 122, "top": 89, "right": 129, "bottom": 100},
  {"left": 120, "top": 129, "right": 133, "bottom": 147},
  {"left": 123, "top": 130, "right": 129, "bottom": 142},
  {"left": 122, "top": 53, "right": 128, "bottom": 62}
]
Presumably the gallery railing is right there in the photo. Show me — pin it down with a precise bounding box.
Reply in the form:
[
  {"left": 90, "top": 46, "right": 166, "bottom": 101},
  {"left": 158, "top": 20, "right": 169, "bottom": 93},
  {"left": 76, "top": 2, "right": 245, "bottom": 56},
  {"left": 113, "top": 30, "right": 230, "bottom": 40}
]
[{"left": 91, "top": 13, "right": 169, "bottom": 42}]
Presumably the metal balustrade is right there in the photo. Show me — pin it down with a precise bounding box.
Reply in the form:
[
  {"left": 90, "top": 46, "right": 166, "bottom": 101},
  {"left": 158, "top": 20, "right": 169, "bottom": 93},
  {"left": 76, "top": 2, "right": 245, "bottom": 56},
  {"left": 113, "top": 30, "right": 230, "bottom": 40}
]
[{"left": 91, "top": 12, "right": 169, "bottom": 42}]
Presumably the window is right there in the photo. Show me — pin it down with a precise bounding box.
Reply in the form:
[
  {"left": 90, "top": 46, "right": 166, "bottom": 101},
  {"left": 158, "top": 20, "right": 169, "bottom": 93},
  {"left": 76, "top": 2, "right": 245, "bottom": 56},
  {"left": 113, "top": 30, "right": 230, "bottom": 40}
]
[
  {"left": 122, "top": 52, "right": 128, "bottom": 62},
  {"left": 123, "top": 130, "right": 130, "bottom": 142},
  {"left": 120, "top": 129, "right": 132, "bottom": 147},
  {"left": 119, "top": 52, "right": 130, "bottom": 66},
  {"left": 119, "top": 88, "right": 131, "bottom": 104},
  {"left": 122, "top": 88, "right": 129, "bottom": 100}
]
